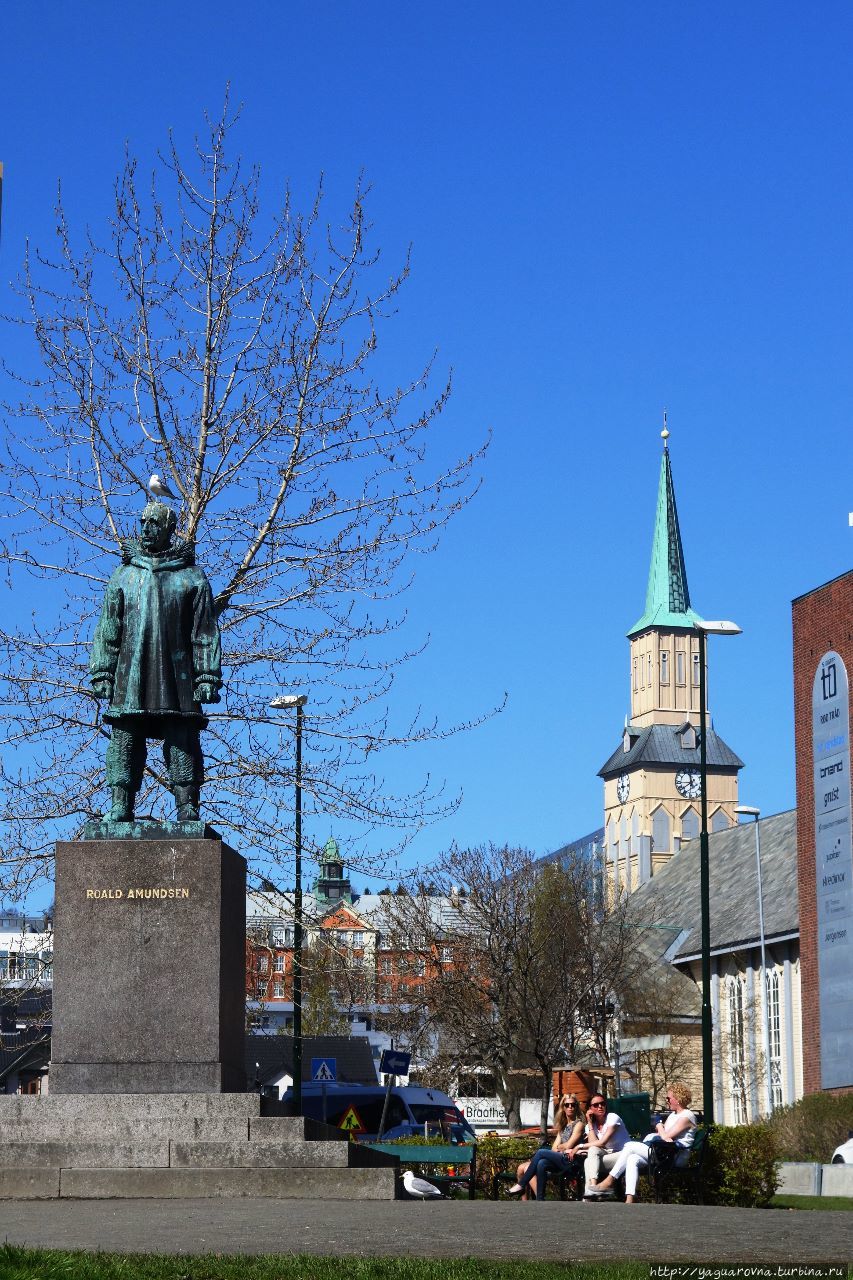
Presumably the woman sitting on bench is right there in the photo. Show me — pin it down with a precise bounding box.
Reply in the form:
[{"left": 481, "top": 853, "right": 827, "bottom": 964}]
[
  {"left": 585, "top": 1081, "right": 697, "bottom": 1204},
  {"left": 509, "top": 1094, "right": 586, "bottom": 1200}
]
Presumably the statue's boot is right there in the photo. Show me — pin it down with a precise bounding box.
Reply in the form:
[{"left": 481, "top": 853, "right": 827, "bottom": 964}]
[
  {"left": 109, "top": 786, "right": 134, "bottom": 822},
  {"left": 174, "top": 785, "right": 200, "bottom": 822}
]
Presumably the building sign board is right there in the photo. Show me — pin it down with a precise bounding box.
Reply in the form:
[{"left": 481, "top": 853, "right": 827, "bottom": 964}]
[
  {"left": 456, "top": 1097, "right": 550, "bottom": 1132},
  {"left": 812, "top": 651, "right": 853, "bottom": 1088}
]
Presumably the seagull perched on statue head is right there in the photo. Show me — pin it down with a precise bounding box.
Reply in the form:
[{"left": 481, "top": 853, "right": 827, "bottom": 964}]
[
  {"left": 148, "top": 473, "right": 178, "bottom": 501},
  {"left": 402, "top": 1169, "right": 444, "bottom": 1200}
]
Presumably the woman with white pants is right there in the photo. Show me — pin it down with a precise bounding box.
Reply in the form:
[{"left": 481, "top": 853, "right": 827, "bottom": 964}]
[{"left": 586, "top": 1081, "right": 697, "bottom": 1203}]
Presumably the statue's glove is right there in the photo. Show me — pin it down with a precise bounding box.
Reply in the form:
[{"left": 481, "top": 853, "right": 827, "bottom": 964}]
[
  {"left": 194, "top": 681, "right": 221, "bottom": 704},
  {"left": 91, "top": 679, "right": 113, "bottom": 701}
]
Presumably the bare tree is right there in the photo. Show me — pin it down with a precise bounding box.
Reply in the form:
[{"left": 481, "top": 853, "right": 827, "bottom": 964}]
[
  {"left": 380, "top": 844, "right": 640, "bottom": 1132},
  {"left": 0, "top": 96, "right": 491, "bottom": 899}
]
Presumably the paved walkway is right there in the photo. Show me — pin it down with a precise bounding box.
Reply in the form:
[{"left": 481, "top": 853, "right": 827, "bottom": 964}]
[{"left": 0, "top": 1199, "right": 849, "bottom": 1264}]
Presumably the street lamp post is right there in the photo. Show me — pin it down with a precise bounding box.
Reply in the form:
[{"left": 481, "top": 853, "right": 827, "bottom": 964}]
[
  {"left": 269, "top": 693, "right": 308, "bottom": 1115},
  {"left": 694, "top": 619, "right": 741, "bottom": 1127},
  {"left": 735, "top": 804, "right": 773, "bottom": 1117}
]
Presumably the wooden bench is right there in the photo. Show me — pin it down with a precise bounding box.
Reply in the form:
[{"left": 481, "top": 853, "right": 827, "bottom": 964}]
[
  {"left": 365, "top": 1142, "right": 477, "bottom": 1199},
  {"left": 648, "top": 1127, "right": 710, "bottom": 1204}
]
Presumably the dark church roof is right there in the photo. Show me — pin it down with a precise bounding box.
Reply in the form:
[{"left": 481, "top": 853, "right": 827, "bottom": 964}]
[
  {"left": 630, "top": 808, "right": 798, "bottom": 957},
  {"left": 599, "top": 724, "right": 743, "bottom": 778},
  {"left": 245, "top": 1034, "right": 378, "bottom": 1087}
]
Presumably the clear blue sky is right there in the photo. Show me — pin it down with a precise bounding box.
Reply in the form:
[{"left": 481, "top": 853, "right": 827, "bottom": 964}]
[{"left": 3, "top": 1, "right": 853, "bottom": 892}]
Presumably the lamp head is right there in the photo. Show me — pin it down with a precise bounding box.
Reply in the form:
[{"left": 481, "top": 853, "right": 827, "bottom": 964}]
[
  {"left": 269, "top": 694, "right": 308, "bottom": 709},
  {"left": 694, "top": 620, "right": 742, "bottom": 636},
  {"left": 734, "top": 805, "right": 761, "bottom": 819}
]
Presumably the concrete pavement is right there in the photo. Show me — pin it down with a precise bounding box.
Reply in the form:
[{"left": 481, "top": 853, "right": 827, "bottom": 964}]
[{"left": 0, "top": 1198, "right": 849, "bottom": 1264}]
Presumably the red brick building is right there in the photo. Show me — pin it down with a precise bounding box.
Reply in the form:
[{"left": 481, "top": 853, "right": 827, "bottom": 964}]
[{"left": 792, "top": 569, "right": 853, "bottom": 1096}]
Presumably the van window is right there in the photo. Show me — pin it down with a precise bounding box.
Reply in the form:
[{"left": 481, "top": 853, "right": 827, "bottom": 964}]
[{"left": 408, "top": 1103, "right": 465, "bottom": 1128}]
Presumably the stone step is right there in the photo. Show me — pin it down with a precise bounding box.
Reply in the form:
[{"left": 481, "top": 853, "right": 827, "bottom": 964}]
[
  {"left": 0, "top": 1115, "right": 345, "bottom": 1145},
  {"left": 0, "top": 1093, "right": 261, "bottom": 1120},
  {"left": 0, "top": 1141, "right": 170, "bottom": 1169},
  {"left": 0, "top": 1117, "right": 251, "bottom": 1143},
  {"left": 170, "top": 1140, "right": 361, "bottom": 1169},
  {"left": 55, "top": 1166, "right": 397, "bottom": 1199},
  {"left": 0, "top": 1138, "right": 398, "bottom": 1171},
  {"left": 250, "top": 1115, "right": 347, "bottom": 1142}
]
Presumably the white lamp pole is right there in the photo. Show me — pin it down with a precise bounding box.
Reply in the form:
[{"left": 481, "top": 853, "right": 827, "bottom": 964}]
[
  {"left": 270, "top": 693, "right": 308, "bottom": 1114},
  {"left": 694, "top": 619, "right": 742, "bottom": 1126},
  {"left": 735, "top": 804, "right": 773, "bottom": 1116}
]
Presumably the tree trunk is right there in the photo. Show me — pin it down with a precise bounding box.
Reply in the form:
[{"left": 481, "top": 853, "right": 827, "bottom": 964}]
[{"left": 540, "top": 1067, "right": 553, "bottom": 1137}]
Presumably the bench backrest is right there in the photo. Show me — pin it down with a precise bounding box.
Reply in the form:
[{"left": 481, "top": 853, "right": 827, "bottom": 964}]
[{"left": 365, "top": 1142, "right": 475, "bottom": 1164}]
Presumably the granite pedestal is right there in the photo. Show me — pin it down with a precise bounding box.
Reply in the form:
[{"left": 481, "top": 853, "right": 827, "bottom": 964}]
[{"left": 51, "top": 834, "right": 246, "bottom": 1094}]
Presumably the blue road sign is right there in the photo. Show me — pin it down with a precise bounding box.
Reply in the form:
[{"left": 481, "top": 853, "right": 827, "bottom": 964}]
[
  {"left": 380, "top": 1048, "right": 411, "bottom": 1076},
  {"left": 311, "top": 1057, "right": 337, "bottom": 1082}
]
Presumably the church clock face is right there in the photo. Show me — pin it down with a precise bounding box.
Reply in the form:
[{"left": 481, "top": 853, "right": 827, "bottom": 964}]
[
  {"left": 616, "top": 773, "right": 631, "bottom": 803},
  {"left": 675, "top": 768, "right": 702, "bottom": 800}
]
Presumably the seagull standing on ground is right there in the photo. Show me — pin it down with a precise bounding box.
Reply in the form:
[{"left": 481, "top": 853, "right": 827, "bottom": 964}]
[
  {"left": 148, "top": 473, "right": 178, "bottom": 501},
  {"left": 402, "top": 1169, "right": 444, "bottom": 1200}
]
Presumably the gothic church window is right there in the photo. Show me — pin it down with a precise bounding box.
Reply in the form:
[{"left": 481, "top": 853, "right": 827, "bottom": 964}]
[
  {"left": 681, "top": 808, "right": 699, "bottom": 841},
  {"left": 652, "top": 807, "right": 671, "bottom": 852},
  {"left": 727, "top": 975, "right": 748, "bottom": 1124}
]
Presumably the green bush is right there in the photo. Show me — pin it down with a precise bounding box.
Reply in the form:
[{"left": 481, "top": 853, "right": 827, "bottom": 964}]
[
  {"left": 703, "top": 1124, "right": 779, "bottom": 1207},
  {"left": 475, "top": 1132, "right": 544, "bottom": 1194},
  {"left": 766, "top": 1092, "right": 853, "bottom": 1163}
]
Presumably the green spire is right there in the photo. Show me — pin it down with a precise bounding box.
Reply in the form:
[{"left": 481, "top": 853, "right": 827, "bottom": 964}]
[{"left": 627, "top": 432, "right": 703, "bottom": 637}]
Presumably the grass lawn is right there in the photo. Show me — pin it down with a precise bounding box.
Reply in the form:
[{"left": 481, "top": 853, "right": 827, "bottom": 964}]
[
  {"left": 0, "top": 1248, "right": 649, "bottom": 1280},
  {"left": 770, "top": 1193, "right": 853, "bottom": 1211}
]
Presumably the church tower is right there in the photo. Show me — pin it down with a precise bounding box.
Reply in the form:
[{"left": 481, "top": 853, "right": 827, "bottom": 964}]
[{"left": 599, "top": 424, "right": 742, "bottom": 892}]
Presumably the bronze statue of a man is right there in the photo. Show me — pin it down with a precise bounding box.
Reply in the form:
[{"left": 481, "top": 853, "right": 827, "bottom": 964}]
[{"left": 90, "top": 502, "right": 222, "bottom": 823}]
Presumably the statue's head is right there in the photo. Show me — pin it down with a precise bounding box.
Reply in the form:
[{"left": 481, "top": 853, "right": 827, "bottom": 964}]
[{"left": 139, "top": 501, "right": 177, "bottom": 554}]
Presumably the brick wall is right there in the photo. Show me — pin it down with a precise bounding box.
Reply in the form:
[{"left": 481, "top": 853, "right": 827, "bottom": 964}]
[{"left": 792, "top": 569, "right": 853, "bottom": 1096}]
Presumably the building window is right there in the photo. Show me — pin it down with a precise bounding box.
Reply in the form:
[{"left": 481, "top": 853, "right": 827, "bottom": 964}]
[
  {"left": 711, "top": 810, "right": 730, "bottom": 833},
  {"left": 413, "top": 957, "right": 426, "bottom": 977},
  {"left": 272, "top": 927, "right": 293, "bottom": 946},
  {"left": 257, "top": 954, "right": 269, "bottom": 974},
  {"left": 727, "top": 975, "right": 747, "bottom": 1124},
  {"left": 676, "top": 651, "right": 686, "bottom": 685},
  {"left": 633, "top": 657, "right": 638, "bottom": 692},
  {"left": 766, "top": 968, "right": 783, "bottom": 1110},
  {"left": 693, "top": 651, "right": 701, "bottom": 686},
  {"left": 351, "top": 931, "right": 364, "bottom": 948},
  {"left": 441, "top": 946, "right": 453, "bottom": 964},
  {"left": 273, "top": 982, "right": 284, "bottom": 999},
  {"left": 380, "top": 957, "right": 392, "bottom": 976},
  {"left": 681, "top": 808, "right": 699, "bottom": 841},
  {"left": 647, "top": 654, "right": 652, "bottom": 687},
  {"left": 660, "top": 652, "right": 669, "bottom": 685},
  {"left": 652, "top": 808, "right": 670, "bottom": 853}
]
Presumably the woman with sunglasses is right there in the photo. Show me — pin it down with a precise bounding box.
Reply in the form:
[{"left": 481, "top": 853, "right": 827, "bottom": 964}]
[
  {"left": 509, "top": 1094, "right": 586, "bottom": 1200},
  {"left": 586, "top": 1081, "right": 697, "bottom": 1203}
]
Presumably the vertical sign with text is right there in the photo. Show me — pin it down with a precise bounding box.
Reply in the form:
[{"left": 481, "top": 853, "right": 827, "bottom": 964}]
[{"left": 812, "top": 651, "right": 853, "bottom": 1087}]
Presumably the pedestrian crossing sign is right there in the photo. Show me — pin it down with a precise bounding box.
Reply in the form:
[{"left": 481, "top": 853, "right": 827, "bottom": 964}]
[
  {"left": 311, "top": 1057, "right": 337, "bottom": 1083},
  {"left": 338, "top": 1105, "right": 364, "bottom": 1133}
]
